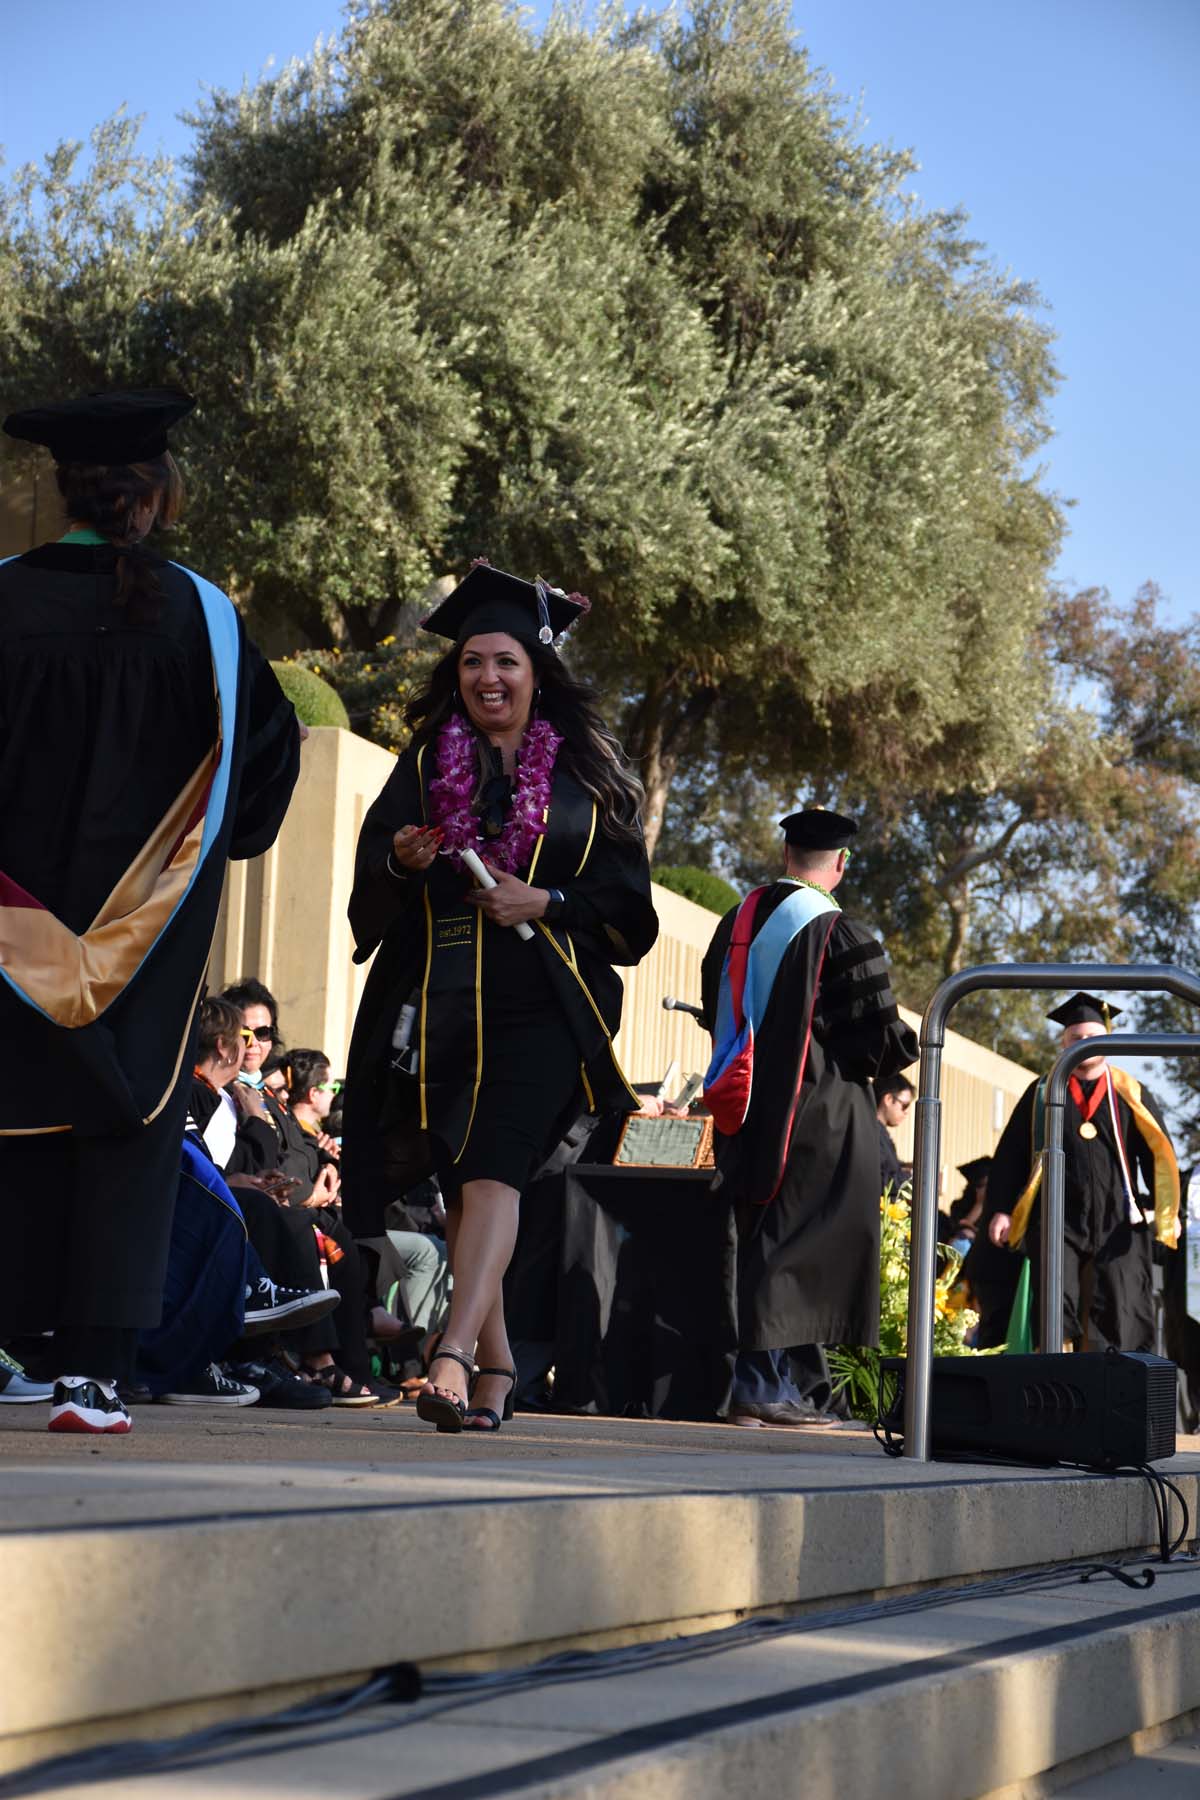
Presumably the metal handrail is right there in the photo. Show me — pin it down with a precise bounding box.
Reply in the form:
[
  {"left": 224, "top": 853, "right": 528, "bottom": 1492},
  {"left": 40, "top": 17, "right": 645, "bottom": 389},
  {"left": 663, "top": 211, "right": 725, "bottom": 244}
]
[{"left": 903, "top": 963, "right": 1200, "bottom": 1460}]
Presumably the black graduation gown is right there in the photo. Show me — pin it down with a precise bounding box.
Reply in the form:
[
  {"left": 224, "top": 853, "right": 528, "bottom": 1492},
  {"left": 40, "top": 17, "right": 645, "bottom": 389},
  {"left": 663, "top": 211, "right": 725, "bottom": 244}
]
[
  {"left": 0, "top": 544, "right": 299, "bottom": 1333},
  {"left": 340, "top": 739, "right": 658, "bottom": 1236},
  {"left": 973, "top": 1072, "right": 1168, "bottom": 1352},
  {"left": 700, "top": 885, "right": 918, "bottom": 1349}
]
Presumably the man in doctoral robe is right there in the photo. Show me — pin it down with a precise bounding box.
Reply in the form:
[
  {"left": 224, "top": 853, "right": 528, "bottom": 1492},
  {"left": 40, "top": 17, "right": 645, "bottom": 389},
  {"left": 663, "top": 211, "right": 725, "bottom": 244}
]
[
  {"left": 978, "top": 993, "right": 1179, "bottom": 1352},
  {"left": 701, "top": 809, "right": 918, "bottom": 1427}
]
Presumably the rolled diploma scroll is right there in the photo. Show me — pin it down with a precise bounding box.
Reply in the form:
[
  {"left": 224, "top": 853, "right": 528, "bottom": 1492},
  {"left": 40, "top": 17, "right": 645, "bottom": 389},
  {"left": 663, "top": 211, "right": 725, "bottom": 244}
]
[{"left": 461, "top": 847, "right": 535, "bottom": 941}]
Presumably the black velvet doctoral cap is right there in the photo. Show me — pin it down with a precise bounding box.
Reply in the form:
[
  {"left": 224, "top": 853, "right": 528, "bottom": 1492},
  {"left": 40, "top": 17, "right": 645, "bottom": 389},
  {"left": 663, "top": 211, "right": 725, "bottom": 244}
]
[
  {"left": 2, "top": 387, "right": 195, "bottom": 464},
  {"left": 957, "top": 1157, "right": 993, "bottom": 1186},
  {"left": 422, "top": 564, "right": 587, "bottom": 649},
  {"left": 779, "top": 808, "right": 858, "bottom": 850},
  {"left": 1047, "top": 992, "right": 1123, "bottom": 1029}
]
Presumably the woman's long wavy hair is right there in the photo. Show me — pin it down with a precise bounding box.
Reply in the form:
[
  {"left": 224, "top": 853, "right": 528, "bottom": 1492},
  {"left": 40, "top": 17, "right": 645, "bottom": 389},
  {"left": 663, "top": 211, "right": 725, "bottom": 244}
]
[
  {"left": 55, "top": 453, "right": 183, "bottom": 624},
  {"left": 406, "top": 635, "right": 646, "bottom": 845}
]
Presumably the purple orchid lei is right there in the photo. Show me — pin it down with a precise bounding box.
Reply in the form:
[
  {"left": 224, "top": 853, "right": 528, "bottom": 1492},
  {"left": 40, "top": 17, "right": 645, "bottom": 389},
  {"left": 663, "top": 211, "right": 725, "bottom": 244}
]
[{"left": 429, "top": 712, "right": 563, "bottom": 875}]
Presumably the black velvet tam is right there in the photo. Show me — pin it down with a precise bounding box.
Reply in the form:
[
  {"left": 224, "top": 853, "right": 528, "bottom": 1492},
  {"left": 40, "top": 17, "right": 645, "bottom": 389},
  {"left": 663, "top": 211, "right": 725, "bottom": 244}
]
[
  {"left": 779, "top": 808, "right": 858, "bottom": 850},
  {"left": 2, "top": 387, "right": 194, "bottom": 464}
]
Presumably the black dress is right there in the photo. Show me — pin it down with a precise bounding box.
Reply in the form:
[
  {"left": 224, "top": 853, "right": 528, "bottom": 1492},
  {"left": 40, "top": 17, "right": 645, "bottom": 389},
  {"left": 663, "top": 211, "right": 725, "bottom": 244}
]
[
  {"left": 701, "top": 884, "right": 917, "bottom": 1348},
  {"left": 0, "top": 543, "right": 299, "bottom": 1340},
  {"left": 341, "top": 736, "right": 658, "bottom": 1232}
]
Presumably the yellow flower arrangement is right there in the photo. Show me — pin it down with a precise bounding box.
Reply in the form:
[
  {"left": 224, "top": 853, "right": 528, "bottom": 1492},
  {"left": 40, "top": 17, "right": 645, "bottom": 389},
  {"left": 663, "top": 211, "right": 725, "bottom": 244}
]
[{"left": 827, "top": 1181, "right": 984, "bottom": 1421}]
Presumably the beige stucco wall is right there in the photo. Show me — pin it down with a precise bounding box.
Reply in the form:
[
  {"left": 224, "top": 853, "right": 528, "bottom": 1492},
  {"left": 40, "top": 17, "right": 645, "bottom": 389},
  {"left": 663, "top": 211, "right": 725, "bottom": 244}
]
[
  {"left": 210, "top": 726, "right": 1034, "bottom": 1196},
  {"left": 0, "top": 469, "right": 66, "bottom": 557}
]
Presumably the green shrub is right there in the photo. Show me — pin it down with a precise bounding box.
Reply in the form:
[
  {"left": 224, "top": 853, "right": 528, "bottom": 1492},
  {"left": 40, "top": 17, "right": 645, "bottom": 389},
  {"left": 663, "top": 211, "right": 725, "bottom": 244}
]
[
  {"left": 289, "top": 639, "right": 439, "bottom": 751},
  {"left": 653, "top": 865, "right": 740, "bottom": 915},
  {"left": 271, "top": 661, "right": 351, "bottom": 730}
]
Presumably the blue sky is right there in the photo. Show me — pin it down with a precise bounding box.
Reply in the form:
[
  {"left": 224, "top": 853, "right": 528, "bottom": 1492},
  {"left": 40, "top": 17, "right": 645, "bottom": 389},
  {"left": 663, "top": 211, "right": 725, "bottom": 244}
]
[{"left": 3, "top": 0, "right": 1197, "bottom": 620}]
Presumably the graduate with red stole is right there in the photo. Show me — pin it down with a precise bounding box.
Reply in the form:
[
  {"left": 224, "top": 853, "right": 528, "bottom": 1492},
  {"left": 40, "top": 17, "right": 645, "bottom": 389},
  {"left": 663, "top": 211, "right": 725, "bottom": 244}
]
[{"left": 972, "top": 993, "right": 1179, "bottom": 1352}]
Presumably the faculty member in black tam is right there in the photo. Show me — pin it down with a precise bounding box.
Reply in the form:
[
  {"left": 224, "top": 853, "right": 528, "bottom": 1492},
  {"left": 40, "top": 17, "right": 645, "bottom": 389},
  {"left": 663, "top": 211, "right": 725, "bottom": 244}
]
[
  {"left": 701, "top": 809, "right": 918, "bottom": 1427},
  {"left": 343, "top": 563, "right": 657, "bottom": 1433},
  {"left": 0, "top": 388, "right": 301, "bottom": 1434},
  {"left": 974, "top": 993, "right": 1179, "bottom": 1351}
]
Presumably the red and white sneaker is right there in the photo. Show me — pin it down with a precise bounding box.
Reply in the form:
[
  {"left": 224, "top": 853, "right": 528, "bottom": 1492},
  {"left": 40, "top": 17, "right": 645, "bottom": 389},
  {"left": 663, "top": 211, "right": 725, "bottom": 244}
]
[{"left": 48, "top": 1377, "right": 132, "bottom": 1435}]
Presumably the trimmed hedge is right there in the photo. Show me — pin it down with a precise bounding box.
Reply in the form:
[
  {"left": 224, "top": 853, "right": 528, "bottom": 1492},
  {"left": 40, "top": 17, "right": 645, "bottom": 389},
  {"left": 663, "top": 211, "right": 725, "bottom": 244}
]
[
  {"left": 271, "top": 660, "right": 351, "bottom": 730},
  {"left": 653, "top": 865, "right": 740, "bottom": 915}
]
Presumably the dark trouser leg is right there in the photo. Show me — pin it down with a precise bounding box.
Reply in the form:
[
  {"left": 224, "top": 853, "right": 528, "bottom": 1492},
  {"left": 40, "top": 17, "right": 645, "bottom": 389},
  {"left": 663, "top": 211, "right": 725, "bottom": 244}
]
[
  {"left": 1029, "top": 1238, "right": 1085, "bottom": 1350},
  {"left": 0, "top": 1067, "right": 191, "bottom": 1339},
  {"left": 732, "top": 1349, "right": 801, "bottom": 1407},
  {"left": 1089, "top": 1226, "right": 1155, "bottom": 1352},
  {"left": 319, "top": 1215, "right": 372, "bottom": 1383},
  {"left": 972, "top": 1277, "right": 1021, "bottom": 1350},
  {"left": 51, "top": 1326, "right": 138, "bottom": 1385},
  {"left": 231, "top": 1189, "right": 337, "bottom": 1357},
  {"left": 787, "top": 1345, "right": 835, "bottom": 1410}
]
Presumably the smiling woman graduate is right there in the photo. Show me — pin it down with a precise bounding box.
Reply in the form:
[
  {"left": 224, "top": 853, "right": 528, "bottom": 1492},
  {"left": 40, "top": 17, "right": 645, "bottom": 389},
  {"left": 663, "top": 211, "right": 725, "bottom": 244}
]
[
  {"left": 342, "top": 564, "right": 658, "bottom": 1433},
  {"left": 0, "top": 388, "right": 300, "bottom": 1432}
]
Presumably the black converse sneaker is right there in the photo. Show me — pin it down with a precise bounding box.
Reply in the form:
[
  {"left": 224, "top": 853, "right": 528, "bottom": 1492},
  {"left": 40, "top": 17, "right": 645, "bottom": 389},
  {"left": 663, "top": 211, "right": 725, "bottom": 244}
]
[
  {"left": 48, "top": 1377, "right": 132, "bottom": 1435},
  {"left": 242, "top": 1276, "right": 340, "bottom": 1336},
  {"left": 155, "top": 1364, "right": 260, "bottom": 1406}
]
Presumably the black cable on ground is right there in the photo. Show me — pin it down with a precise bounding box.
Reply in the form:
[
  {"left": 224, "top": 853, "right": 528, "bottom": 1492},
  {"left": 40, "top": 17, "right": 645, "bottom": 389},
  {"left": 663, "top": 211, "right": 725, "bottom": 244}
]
[
  {"left": 0, "top": 1665, "right": 421, "bottom": 1800},
  {"left": 9, "top": 1534, "right": 1200, "bottom": 1797}
]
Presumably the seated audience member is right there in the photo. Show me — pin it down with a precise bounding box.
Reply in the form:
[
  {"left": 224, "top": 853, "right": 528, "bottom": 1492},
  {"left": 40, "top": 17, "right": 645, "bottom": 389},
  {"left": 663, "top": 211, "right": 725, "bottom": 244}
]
[
  {"left": 221, "top": 980, "right": 408, "bottom": 1406},
  {"left": 284, "top": 1046, "right": 429, "bottom": 1373},
  {"left": 158, "top": 1000, "right": 341, "bottom": 1407},
  {"left": 280, "top": 1048, "right": 342, "bottom": 1194},
  {"left": 875, "top": 1074, "right": 915, "bottom": 1197},
  {"left": 938, "top": 1158, "right": 992, "bottom": 1256},
  {"left": 262, "top": 1053, "right": 289, "bottom": 1101}
]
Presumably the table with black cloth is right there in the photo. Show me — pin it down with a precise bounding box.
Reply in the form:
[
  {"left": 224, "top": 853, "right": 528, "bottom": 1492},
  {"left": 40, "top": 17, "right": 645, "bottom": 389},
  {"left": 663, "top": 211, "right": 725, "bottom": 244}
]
[{"left": 504, "top": 1164, "right": 737, "bottom": 1422}]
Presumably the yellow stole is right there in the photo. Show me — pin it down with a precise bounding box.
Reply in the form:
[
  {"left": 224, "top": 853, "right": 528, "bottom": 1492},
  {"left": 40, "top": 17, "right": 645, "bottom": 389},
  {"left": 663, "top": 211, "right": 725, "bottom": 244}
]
[{"left": 1009, "top": 1065, "right": 1179, "bottom": 1251}]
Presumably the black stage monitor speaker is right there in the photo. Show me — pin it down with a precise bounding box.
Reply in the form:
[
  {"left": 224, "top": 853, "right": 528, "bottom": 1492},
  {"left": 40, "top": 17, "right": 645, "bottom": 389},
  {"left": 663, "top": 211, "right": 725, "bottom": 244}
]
[{"left": 881, "top": 1350, "right": 1176, "bottom": 1467}]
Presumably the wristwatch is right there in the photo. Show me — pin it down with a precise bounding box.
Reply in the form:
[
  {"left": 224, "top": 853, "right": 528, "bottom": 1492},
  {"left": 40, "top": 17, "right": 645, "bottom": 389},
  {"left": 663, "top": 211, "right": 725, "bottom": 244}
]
[{"left": 543, "top": 887, "right": 567, "bottom": 923}]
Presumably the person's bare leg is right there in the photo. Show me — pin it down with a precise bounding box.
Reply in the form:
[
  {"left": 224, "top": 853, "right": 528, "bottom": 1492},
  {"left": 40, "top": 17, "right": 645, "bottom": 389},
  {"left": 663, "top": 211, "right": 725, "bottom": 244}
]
[
  {"left": 424, "top": 1180, "right": 519, "bottom": 1412},
  {"left": 465, "top": 1293, "right": 516, "bottom": 1426},
  {"left": 438, "top": 1197, "right": 515, "bottom": 1419}
]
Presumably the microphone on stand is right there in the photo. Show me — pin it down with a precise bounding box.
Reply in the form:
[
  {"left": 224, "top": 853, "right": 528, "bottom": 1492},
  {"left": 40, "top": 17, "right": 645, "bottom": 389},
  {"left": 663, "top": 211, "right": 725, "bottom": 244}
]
[{"left": 662, "top": 995, "right": 705, "bottom": 1022}]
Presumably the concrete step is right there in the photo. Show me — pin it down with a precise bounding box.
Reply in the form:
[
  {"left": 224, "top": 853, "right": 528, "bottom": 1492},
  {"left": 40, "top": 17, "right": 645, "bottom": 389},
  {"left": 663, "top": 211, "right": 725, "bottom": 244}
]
[
  {"left": 1, "top": 1409, "right": 1198, "bottom": 1782},
  {"left": 13, "top": 1549, "right": 1200, "bottom": 1799}
]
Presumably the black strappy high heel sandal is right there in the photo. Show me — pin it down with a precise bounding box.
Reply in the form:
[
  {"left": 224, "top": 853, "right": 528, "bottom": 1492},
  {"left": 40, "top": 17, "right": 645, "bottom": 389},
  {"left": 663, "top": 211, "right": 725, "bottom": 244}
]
[
  {"left": 415, "top": 1343, "right": 476, "bottom": 1433},
  {"left": 465, "top": 1366, "right": 517, "bottom": 1432}
]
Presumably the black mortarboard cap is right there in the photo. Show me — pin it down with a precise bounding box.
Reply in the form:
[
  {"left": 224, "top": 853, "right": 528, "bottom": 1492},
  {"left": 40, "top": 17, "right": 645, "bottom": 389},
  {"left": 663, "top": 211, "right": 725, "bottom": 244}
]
[
  {"left": 2, "top": 387, "right": 195, "bottom": 465},
  {"left": 957, "top": 1157, "right": 993, "bottom": 1185},
  {"left": 1046, "top": 992, "right": 1123, "bottom": 1029},
  {"left": 422, "top": 563, "right": 588, "bottom": 650},
  {"left": 779, "top": 808, "right": 858, "bottom": 850}
]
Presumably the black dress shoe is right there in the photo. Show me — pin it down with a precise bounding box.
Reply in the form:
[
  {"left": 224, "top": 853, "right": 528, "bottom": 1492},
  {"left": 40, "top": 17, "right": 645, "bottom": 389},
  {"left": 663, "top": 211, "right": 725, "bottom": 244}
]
[{"left": 727, "top": 1401, "right": 844, "bottom": 1429}]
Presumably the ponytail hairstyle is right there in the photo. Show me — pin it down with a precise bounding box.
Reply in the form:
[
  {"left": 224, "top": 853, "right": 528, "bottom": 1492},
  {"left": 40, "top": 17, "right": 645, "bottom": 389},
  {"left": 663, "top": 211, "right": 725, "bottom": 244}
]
[
  {"left": 54, "top": 452, "right": 184, "bottom": 625},
  {"left": 406, "top": 637, "right": 646, "bottom": 847},
  {"left": 279, "top": 1048, "right": 331, "bottom": 1106}
]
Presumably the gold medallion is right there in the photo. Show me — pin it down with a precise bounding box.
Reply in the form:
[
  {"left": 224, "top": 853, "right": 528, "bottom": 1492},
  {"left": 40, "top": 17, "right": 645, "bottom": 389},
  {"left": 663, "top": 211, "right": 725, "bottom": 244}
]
[{"left": 1079, "top": 1120, "right": 1098, "bottom": 1140}]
